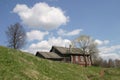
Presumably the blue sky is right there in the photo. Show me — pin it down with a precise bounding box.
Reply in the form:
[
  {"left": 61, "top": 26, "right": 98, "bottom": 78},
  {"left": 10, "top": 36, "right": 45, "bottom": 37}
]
[{"left": 0, "top": 0, "right": 120, "bottom": 60}]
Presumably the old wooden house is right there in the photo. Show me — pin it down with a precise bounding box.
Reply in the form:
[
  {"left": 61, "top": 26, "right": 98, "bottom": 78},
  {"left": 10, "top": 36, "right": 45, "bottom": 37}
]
[{"left": 36, "top": 46, "right": 91, "bottom": 66}]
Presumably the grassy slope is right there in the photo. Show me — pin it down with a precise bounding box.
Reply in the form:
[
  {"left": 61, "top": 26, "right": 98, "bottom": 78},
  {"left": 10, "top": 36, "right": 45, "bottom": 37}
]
[{"left": 0, "top": 46, "right": 120, "bottom": 80}]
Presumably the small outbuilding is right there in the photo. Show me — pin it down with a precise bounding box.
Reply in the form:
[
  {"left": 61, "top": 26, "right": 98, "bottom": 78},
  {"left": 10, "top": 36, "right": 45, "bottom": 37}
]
[{"left": 36, "top": 52, "right": 63, "bottom": 61}]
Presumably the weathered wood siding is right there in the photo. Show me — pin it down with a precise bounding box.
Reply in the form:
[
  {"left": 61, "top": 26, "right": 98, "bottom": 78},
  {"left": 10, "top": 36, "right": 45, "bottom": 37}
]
[
  {"left": 50, "top": 46, "right": 91, "bottom": 66},
  {"left": 71, "top": 55, "right": 91, "bottom": 66}
]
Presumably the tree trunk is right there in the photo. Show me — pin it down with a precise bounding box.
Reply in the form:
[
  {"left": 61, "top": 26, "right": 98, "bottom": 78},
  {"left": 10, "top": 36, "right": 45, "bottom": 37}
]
[
  {"left": 90, "top": 54, "right": 93, "bottom": 66},
  {"left": 84, "top": 55, "right": 87, "bottom": 67},
  {"left": 83, "top": 50, "right": 87, "bottom": 67}
]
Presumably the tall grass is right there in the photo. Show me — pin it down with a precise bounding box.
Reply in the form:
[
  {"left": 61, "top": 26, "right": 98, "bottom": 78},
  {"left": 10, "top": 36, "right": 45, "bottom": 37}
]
[{"left": 0, "top": 46, "right": 120, "bottom": 80}]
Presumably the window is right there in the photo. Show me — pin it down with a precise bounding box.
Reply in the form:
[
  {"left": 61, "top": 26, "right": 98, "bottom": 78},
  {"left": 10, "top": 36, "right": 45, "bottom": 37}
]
[
  {"left": 80, "top": 56, "right": 84, "bottom": 62},
  {"left": 76, "top": 56, "right": 78, "bottom": 62},
  {"left": 87, "top": 56, "right": 90, "bottom": 62},
  {"left": 71, "top": 56, "right": 75, "bottom": 63}
]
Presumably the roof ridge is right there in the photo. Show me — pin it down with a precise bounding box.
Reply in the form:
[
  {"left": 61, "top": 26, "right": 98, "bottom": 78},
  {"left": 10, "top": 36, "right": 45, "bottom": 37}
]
[{"left": 52, "top": 46, "right": 81, "bottom": 49}]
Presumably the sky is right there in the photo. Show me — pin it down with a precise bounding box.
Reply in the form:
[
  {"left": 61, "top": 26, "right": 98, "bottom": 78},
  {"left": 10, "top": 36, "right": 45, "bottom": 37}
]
[{"left": 0, "top": 0, "right": 120, "bottom": 60}]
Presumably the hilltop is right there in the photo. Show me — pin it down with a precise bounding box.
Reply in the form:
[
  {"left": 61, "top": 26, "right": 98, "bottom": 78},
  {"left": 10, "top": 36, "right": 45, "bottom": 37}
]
[{"left": 0, "top": 46, "right": 120, "bottom": 80}]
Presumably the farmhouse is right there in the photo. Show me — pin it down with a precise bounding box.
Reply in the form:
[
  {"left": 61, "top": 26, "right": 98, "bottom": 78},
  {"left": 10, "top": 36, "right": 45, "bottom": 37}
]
[{"left": 36, "top": 46, "right": 91, "bottom": 66}]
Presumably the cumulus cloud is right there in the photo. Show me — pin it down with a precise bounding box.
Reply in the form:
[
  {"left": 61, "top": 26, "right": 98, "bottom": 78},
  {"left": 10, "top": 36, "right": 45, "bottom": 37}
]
[
  {"left": 94, "top": 39, "right": 120, "bottom": 60},
  {"left": 95, "top": 39, "right": 110, "bottom": 45},
  {"left": 99, "top": 45, "right": 120, "bottom": 60},
  {"left": 13, "top": 2, "right": 69, "bottom": 30},
  {"left": 93, "top": 39, "right": 120, "bottom": 60},
  {"left": 26, "top": 30, "right": 49, "bottom": 41},
  {"left": 99, "top": 45, "right": 120, "bottom": 54},
  {"left": 100, "top": 53, "right": 120, "bottom": 60},
  {"left": 57, "top": 29, "right": 82, "bottom": 36},
  {"left": 25, "top": 37, "right": 71, "bottom": 54}
]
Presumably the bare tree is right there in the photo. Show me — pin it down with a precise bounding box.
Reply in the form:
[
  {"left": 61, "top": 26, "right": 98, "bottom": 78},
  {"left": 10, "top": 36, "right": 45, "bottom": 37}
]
[
  {"left": 6, "top": 23, "right": 26, "bottom": 49},
  {"left": 115, "top": 59, "right": 120, "bottom": 68},
  {"left": 108, "top": 59, "right": 115, "bottom": 68},
  {"left": 88, "top": 42, "right": 99, "bottom": 65},
  {"left": 93, "top": 57, "right": 103, "bottom": 66},
  {"left": 73, "top": 35, "right": 99, "bottom": 67}
]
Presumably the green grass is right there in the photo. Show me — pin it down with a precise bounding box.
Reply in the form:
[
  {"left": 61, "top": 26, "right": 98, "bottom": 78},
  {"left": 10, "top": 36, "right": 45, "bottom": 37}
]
[{"left": 0, "top": 46, "right": 120, "bottom": 80}]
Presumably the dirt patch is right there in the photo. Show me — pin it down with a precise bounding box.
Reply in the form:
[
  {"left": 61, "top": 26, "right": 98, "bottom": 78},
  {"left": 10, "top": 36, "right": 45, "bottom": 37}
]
[{"left": 99, "top": 69, "right": 105, "bottom": 77}]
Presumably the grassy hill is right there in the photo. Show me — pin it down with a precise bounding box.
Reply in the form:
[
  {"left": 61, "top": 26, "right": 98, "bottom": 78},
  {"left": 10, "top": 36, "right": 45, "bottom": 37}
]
[{"left": 0, "top": 46, "right": 120, "bottom": 80}]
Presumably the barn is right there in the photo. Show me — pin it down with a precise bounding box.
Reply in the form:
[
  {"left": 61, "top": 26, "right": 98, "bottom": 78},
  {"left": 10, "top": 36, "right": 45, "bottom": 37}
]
[{"left": 36, "top": 46, "right": 91, "bottom": 66}]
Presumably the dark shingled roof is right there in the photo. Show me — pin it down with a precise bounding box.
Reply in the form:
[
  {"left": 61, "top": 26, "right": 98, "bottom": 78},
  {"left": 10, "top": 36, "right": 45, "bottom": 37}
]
[
  {"left": 37, "top": 52, "right": 62, "bottom": 59},
  {"left": 50, "top": 46, "right": 85, "bottom": 55}
]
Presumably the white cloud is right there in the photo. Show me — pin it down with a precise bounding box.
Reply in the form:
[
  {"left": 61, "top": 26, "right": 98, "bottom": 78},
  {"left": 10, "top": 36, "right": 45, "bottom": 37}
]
[
  {"left": 25, "top": 37, "right": 71, "bottom": 54},
  {"left": 95, "top": 39, "right": 103, "bottom": 45},
  {"left": 13, "top": 2, "right": 69, "bottom": 30},
  {"left": 99, "top": 45, "right": 120, "bottom": 60},
  {"left": 99, "top": 45, "right": 120, "bottom": 54},
  {"left": 94, "top": 39, "right": 120, "bottom": 60},
  {"left": 103, "top": 40, "right": 110, "bottom": 44},
  {"left": 57, "top": 29, "right": 82, "bottom": 36},
  {"left": 95, "top": 39, "right": 110, "bottom": 45},
  {"left": 26, "top": 30, "right": 48, "bottom": 41},
  {"left": 100, "top": 53, "right": 120, "bottom": 60}
]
